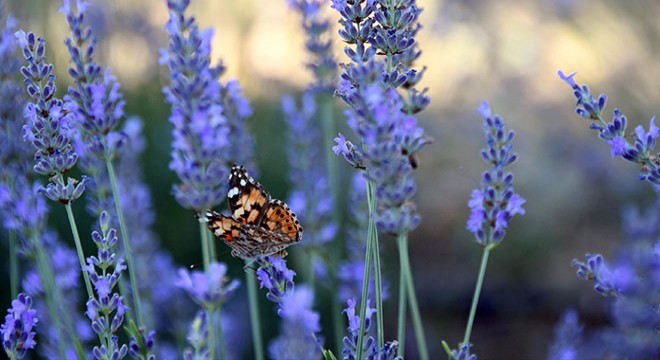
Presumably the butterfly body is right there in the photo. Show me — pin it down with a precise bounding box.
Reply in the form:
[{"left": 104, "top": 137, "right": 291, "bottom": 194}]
[{"left": 200, "top": 164, "right": 302, "bottom": 261}]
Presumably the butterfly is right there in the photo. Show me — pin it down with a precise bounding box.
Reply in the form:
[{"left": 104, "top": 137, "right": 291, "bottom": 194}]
[{"left": 198, "top": 164, "right": 303, "bottom": 261}]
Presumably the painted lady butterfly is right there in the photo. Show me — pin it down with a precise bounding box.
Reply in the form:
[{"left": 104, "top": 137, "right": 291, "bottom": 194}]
[{"left": 199, "top": 164, "right": 303, "bottom": 260}]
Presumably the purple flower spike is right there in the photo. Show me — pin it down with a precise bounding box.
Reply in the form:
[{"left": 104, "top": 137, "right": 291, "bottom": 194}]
[
  {"left": 467, "top": 101, "right": 525, "bottom": 247},
  {"left": 163, "top": 0, "right": 255, "bottom": 210},
  {"left": 17, "top": 30, "right": 88, "bottom": 202},
  {"left": 1, "top": 293, "right": 38, "bottom": 359},
  {"left": 559, "top": 71, "right": 660, "bottom": 184}
]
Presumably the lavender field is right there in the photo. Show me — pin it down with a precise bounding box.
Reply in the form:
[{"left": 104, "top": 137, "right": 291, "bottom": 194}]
[{"left": 1, "top": 0, "right": 659, "bottom": 359}]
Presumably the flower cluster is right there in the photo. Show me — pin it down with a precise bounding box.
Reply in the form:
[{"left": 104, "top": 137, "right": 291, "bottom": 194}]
[
  {"left": 62, "top": 0, "right": 126, "bottom": 161},
  {"left": 256, "top": 257, "right": 296, "bottom": 304},
  {"left": 284, "top": 94, "right": 337, "bottom": 248},
  {"left": 84, "top": 211, "right": 129, "bottom": 359},
  {"left": 162, "top": 0, "right": 231, "bottom": 210},
  {"left": 176, "top": 262, "right": 239, "bottom": 311},
  {"left": 162, "top": 0, "right": 254, "bottom": 210},
  {"left": 21, "top": 230, "right": 94, "bottom": 358},
  {"left": 331, "top": 0, "right": 431, "bottom": 235},
  {"left": 0, "top": 293, "right": 38, "bottom": 360},
  {"left": 466, "top": 101, "right": 526, "bottom": 247},
  {"left": 289, "top": 0, "right": 337, "bottom": 94},
  {"left": 16, "top": 30, "right": 88, "bottom": 204},
  {"left": 342, "top": 298, "right": 401, "bottom": 360},
  {"left": 183, "top": 311, "right": 209, "bottom": 360},
  {"left": 547, "top": 310, "right": 582, "bottom": 360},
  {"left": 559, "top": 70, "right": 660, "bottom": 183},
  {"left": 558, "top": 74, "right": 660, "bottom": 358},
  {"left": 268, "top": 286, "right": 322, "bottom": 360}
]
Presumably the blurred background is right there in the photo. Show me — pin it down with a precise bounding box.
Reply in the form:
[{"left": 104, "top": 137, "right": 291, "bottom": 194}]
[{"left": 3, "top": 0, "right": 660, "bottom": 359}]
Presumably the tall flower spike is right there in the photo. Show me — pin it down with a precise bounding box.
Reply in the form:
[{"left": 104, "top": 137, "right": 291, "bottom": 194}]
[
  {"left": 467, "top": 101, "right": 525, "bottom": 247},
  {"left": 162, "top": 0, "right": 254, "bottom": 210},
  {"left": 16, "top": 31, "right": 89, "bottom": 203},
  {"left": 84, "top": 211, "right": 129, "bottom": 359},
  {"left": 284, "top": 94, "right": 337, "bottom": 248},
  {"left": 1, "top": 293, "right": 38, "bottom": 360},
  {"left": 341, "top": 298, "right": 402, "bottom": 360},
  {"left": 61, "top": 0, "right": 126, "bottom": 161}
]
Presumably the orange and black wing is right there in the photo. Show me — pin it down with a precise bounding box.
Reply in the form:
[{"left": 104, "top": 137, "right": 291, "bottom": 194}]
[
  {"left": 227, "top": 164, "right": 270, "bottom": 225},
  {"left": 202, "top": 210, "right": 243, "bottom": 244},
  {"left": 260, "top": 199, "right": 303, "bottom": 244}
]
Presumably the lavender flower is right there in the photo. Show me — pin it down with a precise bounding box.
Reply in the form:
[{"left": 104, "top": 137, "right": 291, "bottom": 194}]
[
  {"left": 332, "top": 0, "right": 432, "bottom": 235},
  {"left": 447, "top": 344, "right": 477, "bottom": 360},
  {"left": 183, "top": 311, "right": 209, "bottom": 360},
  {"left": 16, "top": 30, "right": 89, "bottom": 203},
  {"left": 466, "top": 101, "right": 525, "bottom": 247},
  {"left": 256, "top": 257, "right": 296, "bottom": 304},
  {"left": 176, "top": 262, "right": 239, "bottom": 310},
  {"left": 162, "top": 0, "right": 254, "bottom": 210},
  {"left": 289, "top": 0, "right": 337, "bottom": 94},
  {"left": 84, "top": 211, "right": 129, "bottom": 359},
  {"left": 1, "top": 293, "right": 38, "bottom": 360},
  {"left": 571, "top": 254, "right": 619, "bottom": 297},
  {"left": 559, "top": 70, "right": 660, "bottom": 183},
  {"left": 547, "top": 310, "right": 583, "bottom": 360},
  {"left": 21, "top": 230, "right": 94, "bottom": 358},
  {"left": 129, "top": 327, "right": 156, "bottom": 360},
  {"left": 61, "top": 0, "right": 126, "bottom": 161},
  {"left": 284, "top": 93, "right": 336, "bottom": 248},
  {"left": 268, "top": 286, "right": 322, "bottom": 360},
  {"left": 342, "top": 298, "right": 401, "bottom": 360}
]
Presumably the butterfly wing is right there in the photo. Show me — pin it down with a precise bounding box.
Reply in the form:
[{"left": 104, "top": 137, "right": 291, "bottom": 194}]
[
  {"left": 259, "top": 199, "right": 303, "bottom": 244},
  {"left": 227, "top": 164, "right": 270, "bottom": 225},
  {"left": 202, "top": 210, "right": 261, "bottom": 259}
]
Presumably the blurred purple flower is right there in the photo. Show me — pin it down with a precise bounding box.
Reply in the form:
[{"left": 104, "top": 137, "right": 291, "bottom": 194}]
[
  {"left": 176, "top": 262, "right": 239, "bottom": 310},
  {"left": 284, "top": 93, "right": 336, "bottom": 248},
  {"left": 547, "top": 310, "right": 583, "bottom": 360},
  {"left": 268, "top": 286, "right": 322, "bottom": 360},
  {"left": 1, "top": 293, "right": 38, "bottom": 359}
]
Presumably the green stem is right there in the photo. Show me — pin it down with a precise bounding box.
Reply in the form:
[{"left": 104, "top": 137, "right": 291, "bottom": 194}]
[
  {"left": 396, "top": 234, "right": 407, "bottom": 356},
  {"left": 33, "top": 233, "right": 86, "bottom": 359},
  {"left": 64, "top": 202, "right": 94, "bottom": 300},
  {"left": 356, "top": 180, "right": 380, "bottom": 359},
  {"left": 216, "top": 305, "right": 226, "bottom": 360},
  {"left": 106, "top": 159, "right": 144, "bottom": 328},
  {"left": 199, "top": 222, "right": 212, "bottom": 272},
  {"left": 355, "top": 220, "right": 373, "bottom": 360},
  {"left": 246, "top": 269, "right": 264, "bottom": 360},
  {"left": 319, "top": 93, "right": 344, "bottom": 353},
  {"left": 9, "top": 231, "right": 18, "bottom": 300},
  {"left": 206, "top": 308, "right": 216, "bottom": 360},
  {"left": 400, "top": 234, "right": 429, "bottom": 360},
  {"left": 371, "top": 219, "right": 384, "bottom": 351},
  {"left": 462, "top": 244, "right": 492, "bottom": 347},
  {"left": 199, "top": 225, "right": 218, "bottom": 359}
]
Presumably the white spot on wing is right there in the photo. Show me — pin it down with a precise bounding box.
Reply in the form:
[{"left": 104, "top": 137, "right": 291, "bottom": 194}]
[
  {"left": 228, "top": 187, "right": 239, "bottom": 198},
  {"left": 240, "top": 179, "right": 246, "bottom": 186}
]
